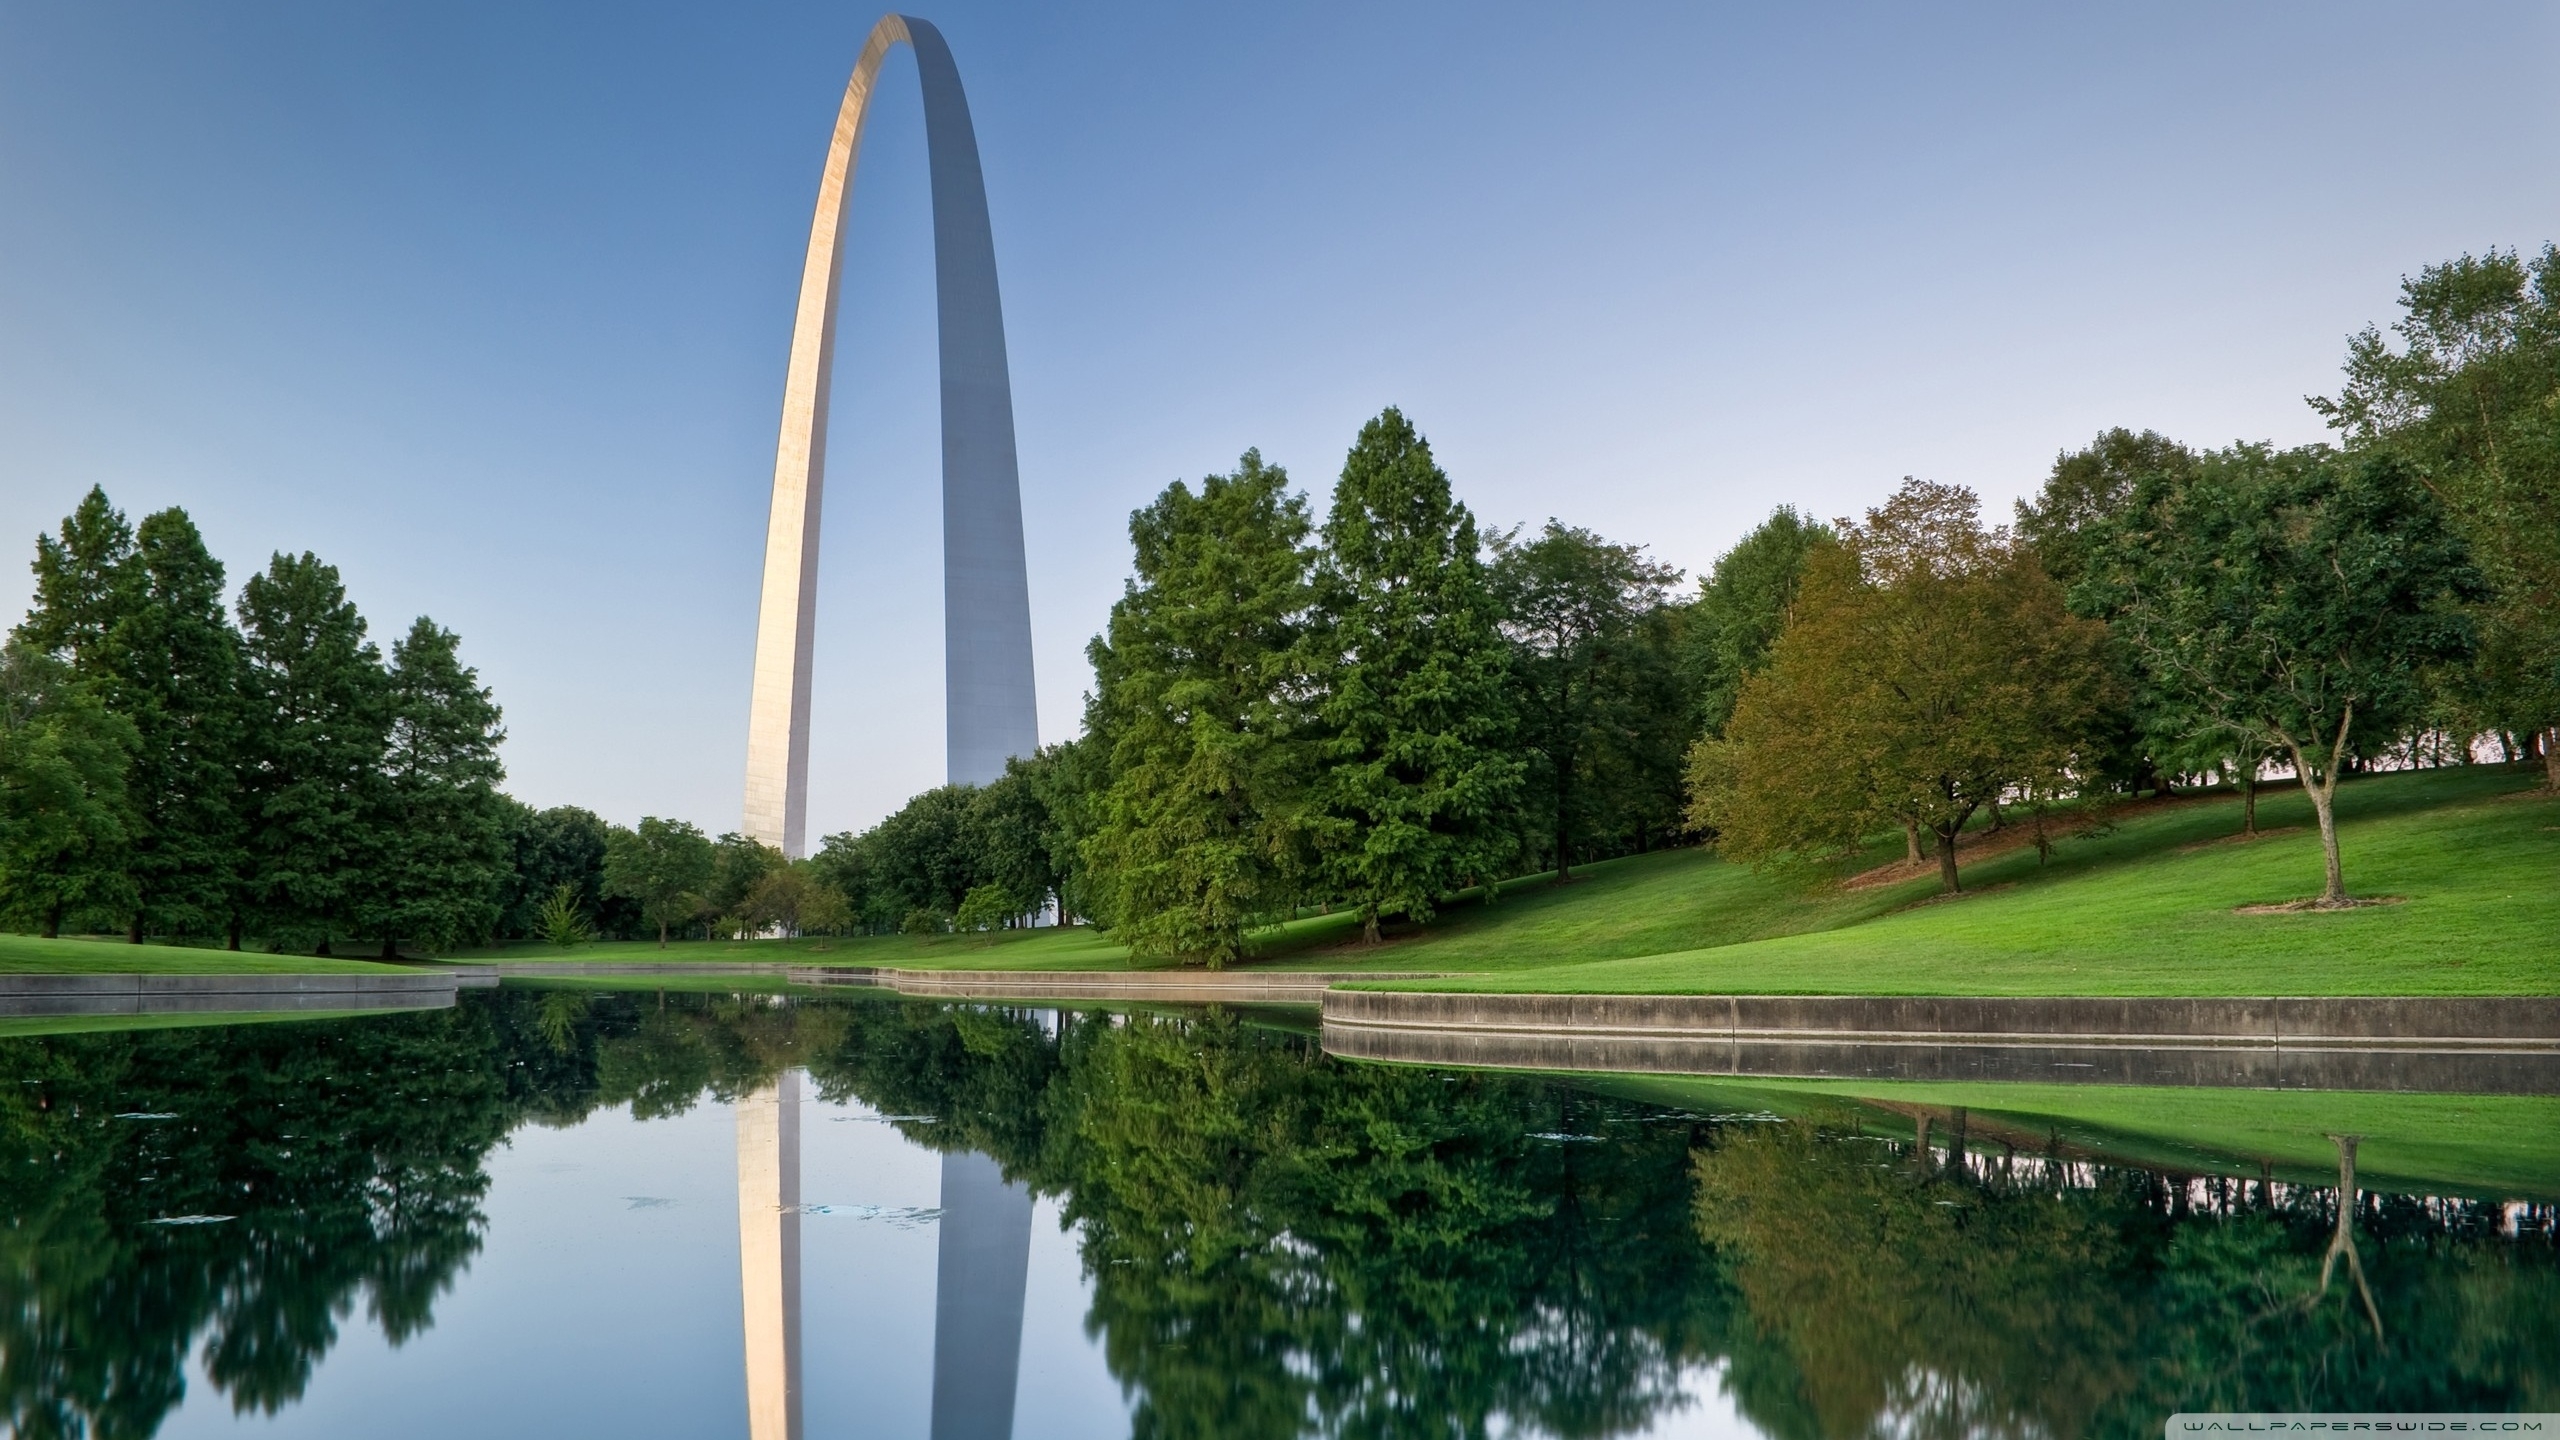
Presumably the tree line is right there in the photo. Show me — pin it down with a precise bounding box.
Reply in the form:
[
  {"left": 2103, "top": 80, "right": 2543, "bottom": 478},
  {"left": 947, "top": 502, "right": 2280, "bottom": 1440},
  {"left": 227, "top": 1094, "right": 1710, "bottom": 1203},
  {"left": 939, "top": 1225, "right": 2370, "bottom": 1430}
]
[
  {"left": 758, "top": 245, "right": 2551, "bottom": 957},
  {"left": 8, "top": 246, "right": 2549, "bottom": 956},
  {"left": 0, "top": 491, "right": 527, "bottom": 953}
]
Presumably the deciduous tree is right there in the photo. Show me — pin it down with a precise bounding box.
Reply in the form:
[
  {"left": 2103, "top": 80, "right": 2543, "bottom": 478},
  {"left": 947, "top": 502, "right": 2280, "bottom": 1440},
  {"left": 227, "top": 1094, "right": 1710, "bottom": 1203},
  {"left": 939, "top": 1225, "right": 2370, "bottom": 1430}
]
[
  {"left": 2316, "top": 246, "right": 2560, "bottom": 788},
  {"left": 603, "top": 817, "right": 716, "bottom": 948},
  {"left": 1691, "top": 481, "right": 2112, "bottom": 894},
  {"left": 1682, "top": 506, "right": 1830, "bottom": 739},
  {"left": 2089, "top": 446, "right": 2481, "bottom": 905},
  {"left": 1488, "top": 522, "right": 1682, "bottom": 881}
]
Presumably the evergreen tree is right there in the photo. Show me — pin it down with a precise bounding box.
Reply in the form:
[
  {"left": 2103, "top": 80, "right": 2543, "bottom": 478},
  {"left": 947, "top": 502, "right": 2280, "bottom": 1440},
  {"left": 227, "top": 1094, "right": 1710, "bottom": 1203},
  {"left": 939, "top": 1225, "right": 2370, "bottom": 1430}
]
[
  {"left": 0, "top": 643, "right": 138, "bottom": 936},
  {"left": 1312, "top": 408, "right": 1519, "bottom": 942},
  {"left": 111, "top": 509, "right": 246, "bottom": 941},
  {"left": 15, "top": 487, "right": 134, "bottom": 674},
  {"left": 1083, "top": 452, "right": 1320, "bottom": 965},
  {"left": 235, "top": 553, "right": 389, "bottom": 952},
  {"left": 360, "top": 619, "right": 508, "bottom": 954}
]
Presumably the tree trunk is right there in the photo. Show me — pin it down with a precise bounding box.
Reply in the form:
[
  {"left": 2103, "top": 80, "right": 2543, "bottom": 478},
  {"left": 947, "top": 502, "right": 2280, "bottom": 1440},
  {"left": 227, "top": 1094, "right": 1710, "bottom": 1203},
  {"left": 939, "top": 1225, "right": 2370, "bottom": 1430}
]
[
  {"left": 2544, "top": 726, "right": 2560, "bottom": 791},
  {"left": 378, "top": 935, "right": 399, "bottom": 961},
  {"left": 226, "top": 914, "right": 243, "bottom": 951},
  {"left": 1935, "top": 824, "right": 1961, "bottom": 894},
  {"left": 657, "top": 918, "right": 669, "bottom": 949},
  {"left": 41, "top": 901, "right": 63, "bottom": 940},
  {"left": 2242, "top": 775, "right": 2257, "bottom": 836},
  {"left": 315, "top": 937, "right": 332, "bottom": 958},
  {"left": 2286, "top": 708, "right": 2353, "bottom": 906},
  {"left": 1903, "top": 818, "right": 1922, "bottom": 867},
  {"left": 1985, "top": 799, "right": 2005, "bottom": 832},
  {"left": 1361, "top": 903, "right": 1382, "bottom": 946},
  {"left": 128, "top": 909, "right": 144, "bottom": 944}
]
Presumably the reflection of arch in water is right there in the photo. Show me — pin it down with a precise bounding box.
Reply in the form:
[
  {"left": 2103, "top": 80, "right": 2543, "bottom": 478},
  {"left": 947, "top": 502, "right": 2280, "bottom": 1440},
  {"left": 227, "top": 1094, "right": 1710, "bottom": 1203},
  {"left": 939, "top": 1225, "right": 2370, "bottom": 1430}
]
[
  {"left": 931, "top": 1150, "right": 1034, "bottom": 1440},
  {"left": 738, "top": 1073, "right": 804, "bottom": 1440},
  {"left": 742, "top": 12, "right": 1039, "bottom": 859},
  {"left": 735, "top": 1076, "right": 1032, "bottom": 1439}
]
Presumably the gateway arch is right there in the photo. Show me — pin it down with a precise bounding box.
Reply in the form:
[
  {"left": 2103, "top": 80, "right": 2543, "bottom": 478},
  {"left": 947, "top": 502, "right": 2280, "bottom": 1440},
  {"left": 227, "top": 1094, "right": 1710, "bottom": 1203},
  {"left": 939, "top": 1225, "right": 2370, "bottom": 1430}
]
[{"left": 744, "top": 13, "right": 1038, "bottom": 857}]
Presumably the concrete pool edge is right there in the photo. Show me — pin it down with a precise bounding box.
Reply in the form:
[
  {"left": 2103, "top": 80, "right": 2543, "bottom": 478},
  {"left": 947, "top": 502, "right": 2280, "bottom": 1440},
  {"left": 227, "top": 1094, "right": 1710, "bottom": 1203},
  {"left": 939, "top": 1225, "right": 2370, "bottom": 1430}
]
[
  {"left": 0, "top": 970, "right": 478, "bottom": 1018},
  {"left": 1317, "top": 991, "right": 2560, "bottom": 1093}
]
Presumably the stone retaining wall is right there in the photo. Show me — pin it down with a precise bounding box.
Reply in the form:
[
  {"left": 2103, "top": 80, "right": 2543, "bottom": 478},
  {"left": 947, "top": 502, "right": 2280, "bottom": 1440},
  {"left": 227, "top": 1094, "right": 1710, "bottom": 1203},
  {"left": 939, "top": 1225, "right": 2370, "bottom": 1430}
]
[
  {"left": 1319, "top": 990, "right": 2560, "bottom": 1094},
  {"left": 0, "top": 971, "right": 465, "bottom": 1018}
]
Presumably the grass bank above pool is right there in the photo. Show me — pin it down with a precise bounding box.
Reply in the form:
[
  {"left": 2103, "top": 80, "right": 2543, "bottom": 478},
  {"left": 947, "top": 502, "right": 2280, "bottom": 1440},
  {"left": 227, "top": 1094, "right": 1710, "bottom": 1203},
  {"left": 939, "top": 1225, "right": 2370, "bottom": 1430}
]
[
  {"left": 1357, "top": 766, "right": 2559, "bottom": 996},
  {"left": 0, "top": 934, "right": 407, "bottom": 975}
]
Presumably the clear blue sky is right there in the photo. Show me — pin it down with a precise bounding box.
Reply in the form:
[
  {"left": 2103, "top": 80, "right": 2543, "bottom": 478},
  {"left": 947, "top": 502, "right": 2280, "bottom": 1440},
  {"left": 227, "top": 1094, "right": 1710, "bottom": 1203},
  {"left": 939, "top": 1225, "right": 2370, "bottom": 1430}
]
[{"left": 4, "top": 2, "right": 2555, "bottom": 838}]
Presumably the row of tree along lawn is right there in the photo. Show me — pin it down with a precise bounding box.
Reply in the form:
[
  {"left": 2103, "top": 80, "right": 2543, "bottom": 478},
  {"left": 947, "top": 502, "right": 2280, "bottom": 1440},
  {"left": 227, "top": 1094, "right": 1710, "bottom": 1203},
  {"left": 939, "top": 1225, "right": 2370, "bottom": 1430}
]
[
  {"left": 4, "top": 246, "right": 2552, "bottom": 958},
  {"left": 741, "top": 244, "right": 2547, "bottom": 958}
]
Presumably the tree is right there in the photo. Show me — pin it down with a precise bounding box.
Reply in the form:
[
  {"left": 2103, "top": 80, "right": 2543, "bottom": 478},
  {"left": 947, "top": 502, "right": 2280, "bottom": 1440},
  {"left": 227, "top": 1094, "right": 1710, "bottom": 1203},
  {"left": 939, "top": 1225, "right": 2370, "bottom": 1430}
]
[
  {"left": 967, "top": 769, "right": 1058, "bottom": 920},
  {"left": 2019, "top": 430, "right": 2216, "bottom": 801},
  {"left": 9, "top": 493, "right": 247, "bottom": 941},
  {"left": 1691, "top": 481, "right": 2113, "bottom": 894},
  {"left": 358, "top": 619, "right": 509, "bottom": 955},
  {"left": 708, "top": 831, "right": 785, "bottom": 932},
  {"left": 1083, "top": 452, "right": 1321, "bottom": 965},
  {"left": 0, "top": 643, "right": 138, "bottom": 936},
  {"left": 496, "top": 803, "right": 617, "bottom": 939},
  {"left": 2316, "top": 246, "right": 2560, "bottom": 788},
  {"left": 741, "top": 864, "right": 818, "bottom": 936},
  {"left": 1683, "top": 506, "right": 1831, "bottom": 738},
  {"left": 109, "top": 509, "right": 247, "bottom": 941},
  {"left": 1311, "top": 408, "right": 1520, "bottom": 942},
  {"left": 13, "top": 487, "right": 133, "bottom": 675},
  {"left": 2090, "top": 446, "right": 2482, "bottom": 905},
  {"left": 1487, "top": 522, "right": 1682, "bottom": 881},
  {"left": 235, "top": 552, "right": 390, "bottom": 952},
  {"left": 1016, "top": 740, "right": 1103, "bottom": 925},
  {"left": 602, "top": 817, "right": 716, "bottom": 947}
]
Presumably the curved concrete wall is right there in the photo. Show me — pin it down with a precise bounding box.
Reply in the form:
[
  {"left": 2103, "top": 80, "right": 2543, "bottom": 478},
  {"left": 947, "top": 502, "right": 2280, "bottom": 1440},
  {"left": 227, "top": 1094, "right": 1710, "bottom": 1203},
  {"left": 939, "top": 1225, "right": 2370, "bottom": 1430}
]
[
  {"left": 1320, "top": 991, "right": 2560, "bottom": 1094},
  {"left": 744, "top": 13, "right": 1038, "bottom": 858}
]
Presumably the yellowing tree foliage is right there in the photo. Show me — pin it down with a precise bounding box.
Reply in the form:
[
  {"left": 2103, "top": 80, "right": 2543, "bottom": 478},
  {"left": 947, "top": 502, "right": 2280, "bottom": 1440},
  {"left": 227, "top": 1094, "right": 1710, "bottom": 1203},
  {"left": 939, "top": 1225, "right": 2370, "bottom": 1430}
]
[{"left": 1688, "top": 480, "right": 2112, "bottom": 893}]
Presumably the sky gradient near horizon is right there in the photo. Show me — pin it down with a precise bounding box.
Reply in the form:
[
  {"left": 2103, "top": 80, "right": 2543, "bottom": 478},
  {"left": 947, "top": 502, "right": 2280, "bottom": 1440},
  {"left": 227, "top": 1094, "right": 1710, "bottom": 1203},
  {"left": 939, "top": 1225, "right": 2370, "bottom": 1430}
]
[{"left": 4, "top": 2, "right": 2557, "bottom": 839}]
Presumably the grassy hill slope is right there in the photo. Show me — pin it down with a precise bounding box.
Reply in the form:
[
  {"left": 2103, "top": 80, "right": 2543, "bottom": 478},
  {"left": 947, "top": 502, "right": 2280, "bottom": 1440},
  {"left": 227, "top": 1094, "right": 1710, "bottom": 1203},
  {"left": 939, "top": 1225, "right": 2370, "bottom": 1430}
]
[{"left": 310, "top": 764, "right": 2560, "bottom": 995}]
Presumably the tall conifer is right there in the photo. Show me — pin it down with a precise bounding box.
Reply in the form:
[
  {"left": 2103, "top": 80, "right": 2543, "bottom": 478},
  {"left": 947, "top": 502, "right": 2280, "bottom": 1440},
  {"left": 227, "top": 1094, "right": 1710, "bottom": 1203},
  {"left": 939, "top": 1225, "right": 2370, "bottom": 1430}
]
[
  {"left": 114, "top": 510, "right": 246, "bottom": 940},
  {"left": 237, "top": 553, "right": 389, "bottom": 952},
  {"left": 1314, "top": 409, "right": 1519, "bottom": 941},
  {"left": 362, "top": 619, "right": 508, "bottom": 954},
  {"left": 1084, "top": 453, "right": 1320, "bottom": 965}
]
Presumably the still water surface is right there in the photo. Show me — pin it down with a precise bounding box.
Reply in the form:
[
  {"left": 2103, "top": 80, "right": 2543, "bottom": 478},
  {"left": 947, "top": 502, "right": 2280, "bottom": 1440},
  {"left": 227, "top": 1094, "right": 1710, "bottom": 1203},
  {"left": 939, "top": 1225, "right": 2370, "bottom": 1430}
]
[{"left": 4, "top": 987, "right": 2552, "bottom": 1439}]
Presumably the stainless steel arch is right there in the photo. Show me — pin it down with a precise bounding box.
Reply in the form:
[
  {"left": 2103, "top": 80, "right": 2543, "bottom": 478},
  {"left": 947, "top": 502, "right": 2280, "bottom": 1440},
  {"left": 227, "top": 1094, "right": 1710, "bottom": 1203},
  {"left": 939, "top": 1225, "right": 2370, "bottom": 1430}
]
[{"left": 744, "top": 13, "right": 1038, "bottom": 857}]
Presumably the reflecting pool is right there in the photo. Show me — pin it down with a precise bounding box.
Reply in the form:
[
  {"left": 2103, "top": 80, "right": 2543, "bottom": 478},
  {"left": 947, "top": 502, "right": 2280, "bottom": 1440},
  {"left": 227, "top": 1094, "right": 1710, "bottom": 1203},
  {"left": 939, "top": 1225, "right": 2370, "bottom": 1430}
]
[{"left": 1, "top": 987, "right": 2551, "bottom": 1439}]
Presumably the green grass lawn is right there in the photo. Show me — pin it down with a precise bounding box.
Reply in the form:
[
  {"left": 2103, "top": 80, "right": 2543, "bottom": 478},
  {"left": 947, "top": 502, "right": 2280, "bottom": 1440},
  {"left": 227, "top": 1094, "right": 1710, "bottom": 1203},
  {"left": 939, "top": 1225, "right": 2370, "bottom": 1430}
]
[
  {"left": 1368, "top": 765, "right": 2560, "bottom": 995},
  {"left": 0, "top": 934, "right": 407, "bottom": 975},
  {"left": 1582, "top": 1072, "right": 2560, "bottom": 1199},
  {"left": 18, "top": 765, "right": 2548, "bottom": 996}
]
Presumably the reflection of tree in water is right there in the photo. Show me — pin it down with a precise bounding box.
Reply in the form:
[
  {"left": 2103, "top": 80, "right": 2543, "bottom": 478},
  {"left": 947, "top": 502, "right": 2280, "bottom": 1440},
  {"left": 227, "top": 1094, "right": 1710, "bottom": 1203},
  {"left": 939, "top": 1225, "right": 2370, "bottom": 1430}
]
[
  {"left": 555, "top": 995, "right": 2560, "bottom": 1439},
  {"left": 0, "top": 1006, "right": 512, "bottom": 1439},
  {"left": 804, "top": 1002, "right": 1735, "bottom": 1440},
  {"left": 7, "top": 990, "right": 2551, "bottom": 1440},
  {"left": 1693, "top": 1117, "right": 2560, "bottom": 1440}
]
